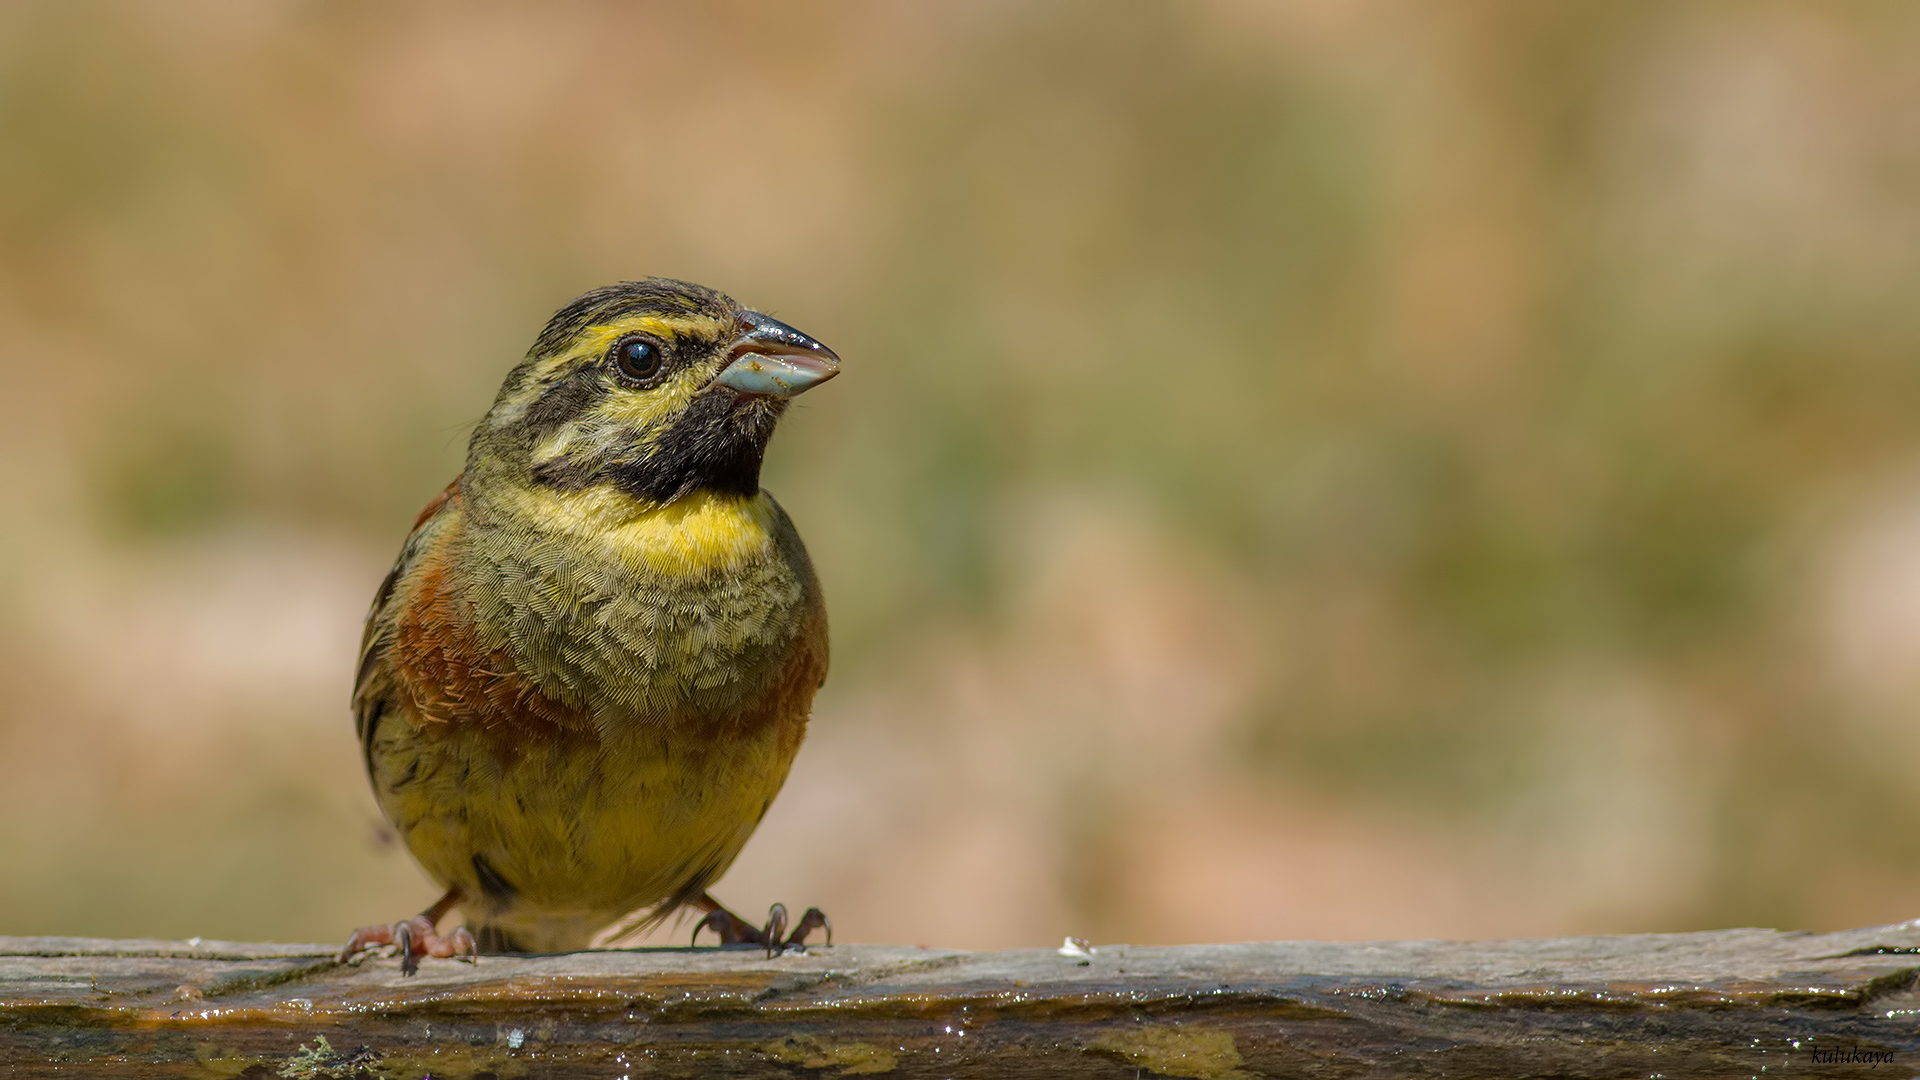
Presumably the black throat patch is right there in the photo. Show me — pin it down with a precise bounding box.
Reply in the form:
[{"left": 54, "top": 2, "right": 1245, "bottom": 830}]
[{"left": 531, "top": 391, "right": 786, "bottom": 503}]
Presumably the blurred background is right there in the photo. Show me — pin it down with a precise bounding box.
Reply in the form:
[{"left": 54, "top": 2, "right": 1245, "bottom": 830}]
[{"left": 4, "top": 0, "right": 1920, "bottom": 949}]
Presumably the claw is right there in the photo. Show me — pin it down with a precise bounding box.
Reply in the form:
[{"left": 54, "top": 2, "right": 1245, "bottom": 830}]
[
  {"left": 763, "top": 903, "right": 789, "bottom": 958},
  {"left": 395, "top": 916, "right": 422, "bottom": 976}
]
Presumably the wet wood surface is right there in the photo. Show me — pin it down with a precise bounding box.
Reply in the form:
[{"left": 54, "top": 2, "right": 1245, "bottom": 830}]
[{"left": 6, "top": 923, "right": 1920, "bottom": 1077}]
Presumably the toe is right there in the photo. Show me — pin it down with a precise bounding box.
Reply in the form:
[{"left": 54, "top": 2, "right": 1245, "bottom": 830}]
[
  {"left": 693, "top": 907, "right": 772, "bottom": 947},
  {"left": 784, "top": 907, "right": 832, "bottom": 950},
  {"left": 338, "top": 923, "right": 396, "bottom": 964}
]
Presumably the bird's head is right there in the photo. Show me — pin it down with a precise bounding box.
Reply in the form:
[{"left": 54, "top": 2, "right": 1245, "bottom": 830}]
[{"left": 471, "top": 279, "right": 839, "bottom": 505}]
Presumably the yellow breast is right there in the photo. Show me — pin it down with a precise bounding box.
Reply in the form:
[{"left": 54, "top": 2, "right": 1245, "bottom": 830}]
[{"left": 495, "top": 483, "right": 778, "bottom": 577}]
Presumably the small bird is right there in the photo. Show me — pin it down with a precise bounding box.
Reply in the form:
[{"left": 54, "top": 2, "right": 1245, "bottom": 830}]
[{"left": 340, "top": 279, "right": 837, "bottom": 972}]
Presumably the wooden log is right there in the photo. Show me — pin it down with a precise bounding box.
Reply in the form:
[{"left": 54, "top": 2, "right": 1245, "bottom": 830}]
[{"left": 5, "top": 922, "right": 1920, "bottom": 1077}]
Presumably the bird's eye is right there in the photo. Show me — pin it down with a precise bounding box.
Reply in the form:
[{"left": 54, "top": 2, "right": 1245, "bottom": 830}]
[{"left": 612, "top": 336, "right": 665, "bottom": 383}]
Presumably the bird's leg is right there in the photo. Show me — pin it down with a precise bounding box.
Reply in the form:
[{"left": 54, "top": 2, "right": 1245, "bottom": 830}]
[
  {"left": 690, "top": 893, "right": 831, "bottom": 956},
  {"left": 338, "top": 886, "right": 478, "bottom": 975}
]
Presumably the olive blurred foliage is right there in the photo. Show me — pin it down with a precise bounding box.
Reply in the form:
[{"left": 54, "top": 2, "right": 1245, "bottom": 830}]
[{"left": 4, "top": 1, "right": 1920, "bottom": 948}]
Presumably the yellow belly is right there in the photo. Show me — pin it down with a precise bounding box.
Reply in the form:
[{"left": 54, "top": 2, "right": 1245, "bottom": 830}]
[{"left": 371, "top": 709, "right": 800, "bottom": 951}]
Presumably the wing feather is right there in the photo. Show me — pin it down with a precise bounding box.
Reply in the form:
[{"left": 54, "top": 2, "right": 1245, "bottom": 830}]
[{"left": 354, "top": 476, "right": 464, "bottom": 778}]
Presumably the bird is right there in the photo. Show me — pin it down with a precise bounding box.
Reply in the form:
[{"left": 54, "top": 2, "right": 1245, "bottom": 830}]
[{"left": 339, "top": 279, "right": 837, "bottom": 973}]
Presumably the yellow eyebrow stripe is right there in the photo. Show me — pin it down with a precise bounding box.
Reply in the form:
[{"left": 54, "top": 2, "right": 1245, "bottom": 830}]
[{"left": 571, "top": 316, "right": 704, "bottom": 359}]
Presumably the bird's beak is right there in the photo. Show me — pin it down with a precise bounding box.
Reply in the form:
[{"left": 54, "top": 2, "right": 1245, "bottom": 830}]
[{"left": 712, "top": 311, "right": 841, "bottom": 399}]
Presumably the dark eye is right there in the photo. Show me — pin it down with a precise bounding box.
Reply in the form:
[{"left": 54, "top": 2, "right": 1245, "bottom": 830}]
[{"left": 612, "top": 336, "right": 665, "bottom": 382}]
